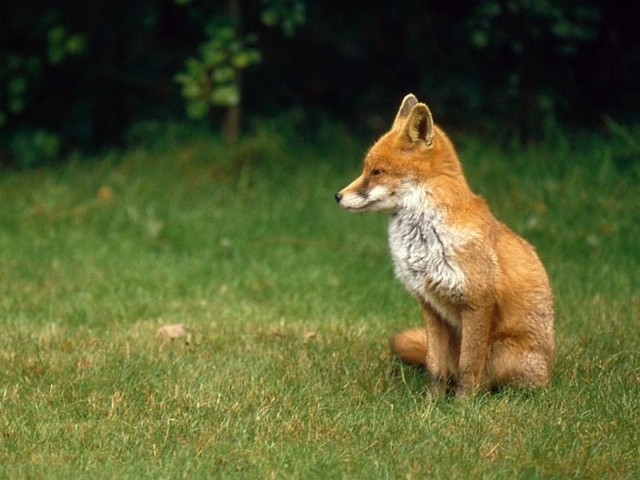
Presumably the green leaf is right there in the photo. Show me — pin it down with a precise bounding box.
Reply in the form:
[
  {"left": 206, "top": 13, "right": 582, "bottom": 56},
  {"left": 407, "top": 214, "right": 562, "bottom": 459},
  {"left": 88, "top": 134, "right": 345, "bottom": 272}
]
[
  {"left": 232, "top": 50, "right": 261, "bottom": 69},
  {"left": 186, "top": 100, "right": 209, "bottom": 119},
  {"left": 47, "top": 26, "right": 66, "bottom": 44},
  {"left": 181, "top": 80, "right": 202, "bottom": 99},
  {"left": 212, "top": 67, "right": 236, "bottom": 84},
  {"left": 66, "top": 35, "right": 87, "bottom": 56},
  {"left": 174, "top": 73, "right": 189, "bottom": 85},
  {"left": 185, "top": 58, "right": 206, "bottom": 78},
  {"left": 228, "top": 40, "right": 242, "bottom": 54},
  {"left": 261, "top": 9, "right": 279, "bottom": 27},
  {"left": 216, "top": 26, "right": 236, "bottom": 43},
  {"left": 201, "top": 44, "right": 227, "bottom": 66},
  {"left": 9, "top": 77, "right": 27, "bottom": 96},
  {"left": 470, "top": 30, "right": 489, "bottom": 49},
  {"left": 48, "top": 47, "right": 66, "bottom": 65},
  {"left": 211, "top": 85, "right": 239, "bottom": 107}
]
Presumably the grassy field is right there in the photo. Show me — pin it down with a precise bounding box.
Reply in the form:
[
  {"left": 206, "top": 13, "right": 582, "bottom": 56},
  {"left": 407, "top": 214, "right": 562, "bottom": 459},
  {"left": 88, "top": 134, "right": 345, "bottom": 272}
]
[{"left": 1, "top": 120, "right": 639, "bottom": 478}]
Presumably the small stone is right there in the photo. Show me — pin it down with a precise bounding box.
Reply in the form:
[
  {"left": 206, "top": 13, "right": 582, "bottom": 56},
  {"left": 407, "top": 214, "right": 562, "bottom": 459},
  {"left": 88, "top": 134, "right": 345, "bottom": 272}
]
[{"left": 156, "top": 324, "right": 188, "bottom": 341}]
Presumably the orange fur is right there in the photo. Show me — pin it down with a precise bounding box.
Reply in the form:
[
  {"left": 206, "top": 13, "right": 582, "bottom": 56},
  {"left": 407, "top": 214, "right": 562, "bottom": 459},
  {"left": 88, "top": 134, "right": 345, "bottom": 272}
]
[{"left": 336, "top": 94, "right": 554, "bottom": 398}]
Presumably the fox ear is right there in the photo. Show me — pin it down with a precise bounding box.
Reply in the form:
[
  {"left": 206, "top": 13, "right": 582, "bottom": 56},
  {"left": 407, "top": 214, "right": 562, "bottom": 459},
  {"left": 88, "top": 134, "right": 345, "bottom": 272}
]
[
  {"left": 392, "top": 94, "right": 419, "bottom": 130},
  {"left": 401, "top": 103, "right": 435, "bottom": 147}
]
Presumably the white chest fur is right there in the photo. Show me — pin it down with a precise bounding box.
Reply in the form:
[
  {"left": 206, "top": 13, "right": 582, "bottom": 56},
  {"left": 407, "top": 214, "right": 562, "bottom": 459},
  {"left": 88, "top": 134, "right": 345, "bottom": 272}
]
[{"left": 387, "top": 189, "right": 469, "bottom": 325}]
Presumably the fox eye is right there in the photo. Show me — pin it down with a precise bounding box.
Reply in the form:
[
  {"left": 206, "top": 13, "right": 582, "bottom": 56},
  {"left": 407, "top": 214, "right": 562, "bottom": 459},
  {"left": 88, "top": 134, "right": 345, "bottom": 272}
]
[{"left": 371, "top": 168, "right": 384, "bottom": 176}]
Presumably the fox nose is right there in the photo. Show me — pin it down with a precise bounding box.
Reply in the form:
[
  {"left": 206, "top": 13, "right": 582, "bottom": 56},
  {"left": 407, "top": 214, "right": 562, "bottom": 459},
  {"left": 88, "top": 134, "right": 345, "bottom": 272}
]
[{"left": 334, "top": 192, "right": 343, "bottom": 203}]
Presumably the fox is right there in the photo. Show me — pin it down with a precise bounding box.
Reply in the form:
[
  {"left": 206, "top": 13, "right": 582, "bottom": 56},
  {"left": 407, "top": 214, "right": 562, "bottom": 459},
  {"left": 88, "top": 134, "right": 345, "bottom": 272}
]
[{"left": 335, "top": 94, "right": 554, "bottom": 399}]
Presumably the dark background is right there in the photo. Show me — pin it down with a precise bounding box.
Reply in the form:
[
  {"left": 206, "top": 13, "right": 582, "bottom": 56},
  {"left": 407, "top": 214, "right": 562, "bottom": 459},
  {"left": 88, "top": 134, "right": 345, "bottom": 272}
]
[{"left": 1, "top": 0, "right": 639, "bottom": 165}]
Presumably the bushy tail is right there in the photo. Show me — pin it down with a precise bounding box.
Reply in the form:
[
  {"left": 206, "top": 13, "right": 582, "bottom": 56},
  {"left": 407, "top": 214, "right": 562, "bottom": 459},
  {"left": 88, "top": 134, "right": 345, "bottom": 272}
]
[{"left": 390, "top": 327, "right": 427, "bottom": 366}]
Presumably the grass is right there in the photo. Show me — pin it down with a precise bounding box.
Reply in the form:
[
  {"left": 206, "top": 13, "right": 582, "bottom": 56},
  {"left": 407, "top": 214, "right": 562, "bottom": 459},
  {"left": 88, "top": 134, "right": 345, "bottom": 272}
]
[{"left": 1, "top": 120, "right": 639, "bottom": 478}]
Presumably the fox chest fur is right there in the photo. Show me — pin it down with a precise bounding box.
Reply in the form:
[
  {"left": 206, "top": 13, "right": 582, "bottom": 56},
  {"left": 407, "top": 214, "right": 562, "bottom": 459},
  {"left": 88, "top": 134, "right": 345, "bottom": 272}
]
[{"left": 387, "top": 194, "right": 470, "bottom": 325}]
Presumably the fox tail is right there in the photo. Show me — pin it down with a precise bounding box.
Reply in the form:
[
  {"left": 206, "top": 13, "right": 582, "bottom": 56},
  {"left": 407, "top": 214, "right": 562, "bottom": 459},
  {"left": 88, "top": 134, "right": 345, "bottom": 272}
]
[{"left": 390, "top": 327, "right": 428, "bottom": 366}]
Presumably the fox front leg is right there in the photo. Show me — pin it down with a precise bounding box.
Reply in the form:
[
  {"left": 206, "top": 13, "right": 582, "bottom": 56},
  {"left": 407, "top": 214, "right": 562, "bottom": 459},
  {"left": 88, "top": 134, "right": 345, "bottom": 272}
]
[
  {"left": 423, "top": 307, "right": 458, "bottom": 398},
  {"left": 455, "top": 307, "right": 492, "bottom": 399}
]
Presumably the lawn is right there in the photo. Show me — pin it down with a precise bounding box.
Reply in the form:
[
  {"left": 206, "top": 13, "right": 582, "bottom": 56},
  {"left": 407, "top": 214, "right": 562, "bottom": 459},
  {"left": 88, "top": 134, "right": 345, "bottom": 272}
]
[{"left": 1, "top": 120, "right": 639, "bottom": 478}]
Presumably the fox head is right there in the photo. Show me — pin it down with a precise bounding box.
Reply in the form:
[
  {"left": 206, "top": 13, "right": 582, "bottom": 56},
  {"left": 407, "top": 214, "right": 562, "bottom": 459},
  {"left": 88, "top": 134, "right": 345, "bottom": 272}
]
[{"left": 335, "top": 94, "right": 462, "bottom": 213}]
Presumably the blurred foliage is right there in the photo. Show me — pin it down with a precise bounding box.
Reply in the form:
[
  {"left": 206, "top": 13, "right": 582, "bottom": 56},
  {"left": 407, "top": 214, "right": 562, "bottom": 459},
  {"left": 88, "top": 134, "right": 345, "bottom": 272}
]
[
  {"left": 469, "top": 0, "right": 599, "bottom": 53},
  {"left": 174, "top": 0, "right": 304, "bottom": 144},
  {"left": 261, "top": 0, "right": 306, "bottom": 37},
  {"left": 467, "top": 0, "right": 600, "bottom": 143},
  {"left": 0, "top": 17, "right": 86, "bottom": 128},
  {"left": 175, "top": 20, "right": 260, "bottom": 117},
  {"left": 8, "top": 129, "right": 62, "bottom": 169},
  {"left": 0, "top": 0, "right": 639, "bottom": 168},
  {"left": 604, "top": 119, "right": 640, "bottom": 173}
]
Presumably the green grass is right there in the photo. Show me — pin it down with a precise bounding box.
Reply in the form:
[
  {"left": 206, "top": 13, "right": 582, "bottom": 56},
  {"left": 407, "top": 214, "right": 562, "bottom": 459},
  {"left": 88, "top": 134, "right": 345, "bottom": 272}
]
[{"left": 1, "top": 120, "right": 639, "bottom": 478}]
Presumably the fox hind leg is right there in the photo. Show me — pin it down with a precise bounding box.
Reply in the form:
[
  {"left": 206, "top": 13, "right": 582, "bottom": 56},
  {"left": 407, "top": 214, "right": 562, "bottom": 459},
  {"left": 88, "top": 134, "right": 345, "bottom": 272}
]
[{"left": 484, "top": 340, "right": 552, "bottom": 390}]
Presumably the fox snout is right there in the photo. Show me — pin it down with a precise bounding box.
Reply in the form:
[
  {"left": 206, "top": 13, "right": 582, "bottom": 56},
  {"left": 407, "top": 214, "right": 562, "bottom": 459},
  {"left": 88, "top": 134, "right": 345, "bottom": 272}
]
[
  {"left": 335, "top": 179, "right": 397, "bottom": 212},
  {"left": 335, "top": 174, "right": 370, "bottom": 211}
]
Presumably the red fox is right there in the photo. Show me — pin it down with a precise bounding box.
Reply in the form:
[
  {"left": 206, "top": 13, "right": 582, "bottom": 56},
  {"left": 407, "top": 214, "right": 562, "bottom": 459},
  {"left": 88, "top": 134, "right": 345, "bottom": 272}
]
[{"left": 335, "top": 94, "right": 554, "bottom": 398}]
